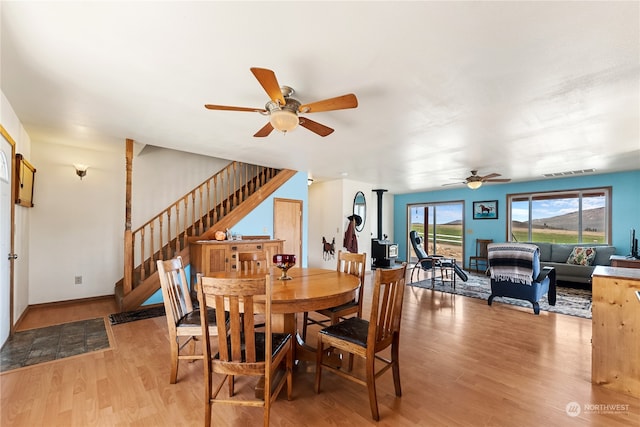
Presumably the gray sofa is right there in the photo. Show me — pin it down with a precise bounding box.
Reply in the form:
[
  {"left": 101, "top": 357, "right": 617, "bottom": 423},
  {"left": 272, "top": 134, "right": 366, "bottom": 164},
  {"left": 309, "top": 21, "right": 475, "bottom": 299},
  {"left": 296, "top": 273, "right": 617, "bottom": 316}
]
[{"left": 527, "top": 242, "right": 616, "bottom": 285}]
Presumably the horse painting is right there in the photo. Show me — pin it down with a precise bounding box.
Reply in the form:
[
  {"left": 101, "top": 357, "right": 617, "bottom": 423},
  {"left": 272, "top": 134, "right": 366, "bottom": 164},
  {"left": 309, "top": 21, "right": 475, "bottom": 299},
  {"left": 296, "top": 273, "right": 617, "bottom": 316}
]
[
  {"left": 322, "top": 237, "right": 335, "bottom": 260},
  {"left": 478, "top": 204, "right": 493, "bottom": 214},
  {"left": 473, "top": 201, "right": 498, "bottom": 219}
]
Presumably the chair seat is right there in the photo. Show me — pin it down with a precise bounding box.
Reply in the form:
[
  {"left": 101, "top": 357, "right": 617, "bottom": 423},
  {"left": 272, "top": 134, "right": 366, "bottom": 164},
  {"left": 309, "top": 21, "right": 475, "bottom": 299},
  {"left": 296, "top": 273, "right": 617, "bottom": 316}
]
[
  {"left": 215, "top": 333, "right": 292, "bottom": 363},
  {"left": 177, "top": 307, "right": 217, "bottom": 327},
  {"left": 317, "top": 300, "right": 358, "bottom": 315},
  {"left": 319, "top": 317, "right": 369, "bottom": 348}
]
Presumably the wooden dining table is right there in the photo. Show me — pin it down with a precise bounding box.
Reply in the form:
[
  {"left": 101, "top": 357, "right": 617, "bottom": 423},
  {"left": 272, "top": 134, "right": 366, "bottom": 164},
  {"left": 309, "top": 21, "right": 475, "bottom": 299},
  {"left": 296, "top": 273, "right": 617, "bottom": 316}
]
[{"left": 206, "top": 267, "right": 360, "bottom": 362}]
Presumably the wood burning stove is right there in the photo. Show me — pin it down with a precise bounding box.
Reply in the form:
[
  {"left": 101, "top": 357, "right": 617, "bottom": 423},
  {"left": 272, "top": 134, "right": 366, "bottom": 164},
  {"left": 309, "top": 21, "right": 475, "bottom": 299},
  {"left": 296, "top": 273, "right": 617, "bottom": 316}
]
[
  {"left": 371, "top": 189, "right": 398, "bottom": 268},
  {"left": 372, "top": 239, "right": 398, "bottom": 267}
]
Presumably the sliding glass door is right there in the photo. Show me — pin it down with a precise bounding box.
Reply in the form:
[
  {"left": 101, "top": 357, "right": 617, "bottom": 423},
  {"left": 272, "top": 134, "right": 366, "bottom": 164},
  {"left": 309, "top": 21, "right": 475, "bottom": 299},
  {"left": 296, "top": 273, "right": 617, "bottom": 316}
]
[{"left": 408, "top": 202, "right": 464, "bottom": 263}]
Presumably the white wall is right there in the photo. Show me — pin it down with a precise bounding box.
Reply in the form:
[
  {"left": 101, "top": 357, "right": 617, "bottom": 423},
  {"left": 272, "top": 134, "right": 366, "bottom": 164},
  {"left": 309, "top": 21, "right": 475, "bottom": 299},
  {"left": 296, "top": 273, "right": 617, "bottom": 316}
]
[
  {"left": 1, "top": 91, "right": 31, "bottom": 331},
  {"left": 131, "top": 145, "right": 229, "bottom": 228},
  {"left": 308, "top": 178, "right": 375, "bottom": 270},
  {"left": 28, "top": 140, "right": 231, "bottom": 304}
]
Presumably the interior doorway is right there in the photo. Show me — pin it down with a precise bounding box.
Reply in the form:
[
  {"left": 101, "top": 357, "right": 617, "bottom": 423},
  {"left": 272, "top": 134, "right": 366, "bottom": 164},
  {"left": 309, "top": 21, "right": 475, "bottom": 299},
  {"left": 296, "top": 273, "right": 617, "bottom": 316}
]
[
  {"left": 1, "top": 127, "right": 15, "bottom": 345},
  {"left": 407, "top": 202, "right": 464, "bottom": 265},
  {"left": 273, "top": 198, "right": 302, "bottom": 265}
]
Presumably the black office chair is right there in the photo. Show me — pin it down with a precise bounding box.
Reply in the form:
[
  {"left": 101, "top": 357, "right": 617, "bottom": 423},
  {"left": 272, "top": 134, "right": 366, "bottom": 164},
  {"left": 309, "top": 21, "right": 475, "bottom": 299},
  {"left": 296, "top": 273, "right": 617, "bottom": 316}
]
[
  {"left": 409, "top": 230, "right": 450, "bottom": 284},
  {"left": 409, "top": 230, "right": 469, "bottom": 286}
]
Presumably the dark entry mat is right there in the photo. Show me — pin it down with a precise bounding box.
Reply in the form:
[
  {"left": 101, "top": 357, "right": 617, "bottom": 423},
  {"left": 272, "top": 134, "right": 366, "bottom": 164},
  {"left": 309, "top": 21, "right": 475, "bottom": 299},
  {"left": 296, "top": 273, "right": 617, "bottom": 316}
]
[
  {"left": 0, "top": 318, "right": 110, "bottom": 372},
  {"left": 108, "top": 305, "right": 165, "bottom": 325}
]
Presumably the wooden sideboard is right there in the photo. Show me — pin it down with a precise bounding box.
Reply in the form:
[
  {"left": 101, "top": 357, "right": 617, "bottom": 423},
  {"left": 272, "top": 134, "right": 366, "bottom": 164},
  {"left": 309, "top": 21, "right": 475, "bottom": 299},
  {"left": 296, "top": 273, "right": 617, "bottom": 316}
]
[
  {"left": 591, "top": 266, "right": 640, "bottom": 398},
  {"left": 190, "top": 239, "right": 284, "bottom": 276},
  {"left": 610, "top": 255, "right": 640, "bottom": 269}
]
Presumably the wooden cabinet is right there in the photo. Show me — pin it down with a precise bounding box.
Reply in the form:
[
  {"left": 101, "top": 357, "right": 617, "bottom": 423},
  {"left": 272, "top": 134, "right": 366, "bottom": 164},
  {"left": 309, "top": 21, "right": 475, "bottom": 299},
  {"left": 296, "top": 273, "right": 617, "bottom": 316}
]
[
  {"left": 610, "top": 255, "right": 640, "bottom": 269},
  {"left": 190, "top": 239, "right": 284, "bottom": 277},
  {"left": 591, "top": 266, "right": 640, "bottom": 398}
]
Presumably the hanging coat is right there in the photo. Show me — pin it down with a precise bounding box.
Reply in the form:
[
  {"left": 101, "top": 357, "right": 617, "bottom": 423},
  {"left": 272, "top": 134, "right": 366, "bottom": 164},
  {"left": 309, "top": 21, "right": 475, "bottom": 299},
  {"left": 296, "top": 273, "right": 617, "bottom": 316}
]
[{"left": 343, "top": 219, "right": 358, "bottom": 253}]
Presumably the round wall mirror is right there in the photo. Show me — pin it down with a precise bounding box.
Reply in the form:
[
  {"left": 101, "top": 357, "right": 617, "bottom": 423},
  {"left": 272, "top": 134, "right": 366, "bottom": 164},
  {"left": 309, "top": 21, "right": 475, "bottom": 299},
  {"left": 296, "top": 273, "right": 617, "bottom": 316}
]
[{"left": 353, "top": 191, "right": 366, "bottom": 232}]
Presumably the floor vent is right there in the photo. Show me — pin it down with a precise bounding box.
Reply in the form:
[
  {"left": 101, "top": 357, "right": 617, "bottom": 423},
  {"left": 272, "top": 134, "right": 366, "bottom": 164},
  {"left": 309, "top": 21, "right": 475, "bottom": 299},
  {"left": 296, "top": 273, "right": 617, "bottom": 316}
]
[{"left": 543, "top": 168, "right": 596, "bottom": 178}]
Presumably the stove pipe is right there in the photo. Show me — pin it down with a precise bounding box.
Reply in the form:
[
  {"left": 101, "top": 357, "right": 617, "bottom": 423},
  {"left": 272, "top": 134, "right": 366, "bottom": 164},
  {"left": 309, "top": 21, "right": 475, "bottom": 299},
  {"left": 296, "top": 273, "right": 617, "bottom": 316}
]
[{"left": 373, "top": 189, "right": 387, "bottom": 240}]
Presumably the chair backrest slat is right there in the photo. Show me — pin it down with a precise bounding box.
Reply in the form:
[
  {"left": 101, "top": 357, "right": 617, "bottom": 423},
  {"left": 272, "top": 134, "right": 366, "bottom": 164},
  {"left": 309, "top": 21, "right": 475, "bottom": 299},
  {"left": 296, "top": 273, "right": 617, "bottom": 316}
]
[
  {"left": 198, "top": 274, "right": 268, "bottom": 366},
  {"left": 157, "top": 256, "right": 193, "bottom": 327},
  {"left": 368, "top": 264, "right": 407, "bottom": 348},
  {"left": 237, "top": 251, "right": 268, "bottom": 274},
  {"left": 336, "top": 250, "right": 367, "bottom": 306}
]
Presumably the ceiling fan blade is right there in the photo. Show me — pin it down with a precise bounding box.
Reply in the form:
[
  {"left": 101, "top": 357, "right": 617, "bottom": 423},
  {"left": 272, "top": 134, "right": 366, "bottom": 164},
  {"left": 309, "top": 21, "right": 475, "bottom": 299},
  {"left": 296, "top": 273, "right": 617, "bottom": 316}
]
[
  {"left": 442, "top": 182, "right": 465, "bottom": 187},
  {"left": 253, "top": 122, "right": 274, "bottom": 138},
  {"left": 485, "top": 178, "right": 511, "bottom": 182},
  {"left": 205, "top": 104, "right": 266, "bottom": 113},
  {"left": 299, "top": 117, "right": 334, "bottom": 137},
  {"left": 299, "top": 94, "right": 358, "bottom": 113},
  {"left": 481, "top": 173, "right": 501, "bottom": 180},
  {"left": 250, "top": 67, "right": 285, "bottom": 105}
]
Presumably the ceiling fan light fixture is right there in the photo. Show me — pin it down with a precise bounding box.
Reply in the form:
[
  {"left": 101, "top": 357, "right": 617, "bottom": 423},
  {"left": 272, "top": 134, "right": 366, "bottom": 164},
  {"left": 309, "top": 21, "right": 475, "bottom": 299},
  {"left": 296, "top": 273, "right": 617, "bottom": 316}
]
[
  {"left": 467, "top": 181, "right": 482, "bottom": 190},
  {"left": 269, "top": 109, "right": 298, "bottom": 133}
]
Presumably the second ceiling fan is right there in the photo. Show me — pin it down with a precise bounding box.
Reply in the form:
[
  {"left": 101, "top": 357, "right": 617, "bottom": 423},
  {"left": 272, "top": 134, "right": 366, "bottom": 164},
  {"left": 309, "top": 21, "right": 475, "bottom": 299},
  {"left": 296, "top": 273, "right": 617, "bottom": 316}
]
[
  {"left": 444, "top": 170, "right": 511, "bottom": 189},
  {"left": 205, "top": 67, "right": 358, "bottom": 137}
]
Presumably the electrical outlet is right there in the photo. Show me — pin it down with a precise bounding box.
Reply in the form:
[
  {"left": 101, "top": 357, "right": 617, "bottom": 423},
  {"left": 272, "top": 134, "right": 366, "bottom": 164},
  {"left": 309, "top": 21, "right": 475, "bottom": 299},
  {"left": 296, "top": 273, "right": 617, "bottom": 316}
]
[{"left": 75, "top": 275, "right": 82, "bottom": 285}]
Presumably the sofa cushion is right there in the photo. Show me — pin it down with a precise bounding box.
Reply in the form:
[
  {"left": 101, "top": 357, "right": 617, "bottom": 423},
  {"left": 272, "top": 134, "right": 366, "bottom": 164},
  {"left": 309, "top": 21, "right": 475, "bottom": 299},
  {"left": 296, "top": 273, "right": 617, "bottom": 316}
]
[
  {"left": 593, "top": 246, "right": 616, "bottom": 266},
  {"left": 566, "top": 246, "right": 597, "bottom": 266},
  {"left": 533, "top": 242, "right": 552, "bottom": 262},
  {"left": 550, "top": 244, "right": 575, "bottom": 263}
]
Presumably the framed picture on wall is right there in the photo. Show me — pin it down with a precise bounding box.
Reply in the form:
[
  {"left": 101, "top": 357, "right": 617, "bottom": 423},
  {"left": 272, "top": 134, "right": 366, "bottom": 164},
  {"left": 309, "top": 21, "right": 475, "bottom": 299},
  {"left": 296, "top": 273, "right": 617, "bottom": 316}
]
[
  {"left": 15, "top": 153, "right": 36, "bottom": 207},
  {"left": 473, "top": 200, "right": 498, "bottom": 220}
]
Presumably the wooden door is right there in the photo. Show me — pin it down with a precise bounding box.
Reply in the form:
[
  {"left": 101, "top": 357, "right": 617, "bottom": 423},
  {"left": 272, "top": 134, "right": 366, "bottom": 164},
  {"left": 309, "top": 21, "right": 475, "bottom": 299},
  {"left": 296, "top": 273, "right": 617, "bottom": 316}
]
[
  {"left": 1, "top": 127, "right": 15, "bottom": 345},
  {"left": 274, "top": 198, "right": 302, "bottom": 264}
]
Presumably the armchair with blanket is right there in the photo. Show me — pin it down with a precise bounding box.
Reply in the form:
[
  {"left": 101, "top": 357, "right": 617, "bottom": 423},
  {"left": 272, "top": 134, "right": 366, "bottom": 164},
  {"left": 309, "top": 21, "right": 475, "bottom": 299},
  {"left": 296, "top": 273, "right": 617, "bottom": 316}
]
[{"left": 487, "top": 243, "right": 556, "bottom": 315}]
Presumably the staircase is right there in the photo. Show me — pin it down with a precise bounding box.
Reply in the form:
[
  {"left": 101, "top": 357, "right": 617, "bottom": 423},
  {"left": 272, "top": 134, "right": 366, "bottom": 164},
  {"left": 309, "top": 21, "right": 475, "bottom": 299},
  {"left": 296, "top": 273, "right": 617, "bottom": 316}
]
[{"left": 114, "top": 161, "right": 296, "bottom": 312}]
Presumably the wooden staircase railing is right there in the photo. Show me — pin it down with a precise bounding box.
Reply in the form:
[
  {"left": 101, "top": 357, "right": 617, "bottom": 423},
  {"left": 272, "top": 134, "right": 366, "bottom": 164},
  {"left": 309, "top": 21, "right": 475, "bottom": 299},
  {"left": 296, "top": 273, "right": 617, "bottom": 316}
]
[{"left": 114, "top": 161, "right": 296, "bottom": 311}]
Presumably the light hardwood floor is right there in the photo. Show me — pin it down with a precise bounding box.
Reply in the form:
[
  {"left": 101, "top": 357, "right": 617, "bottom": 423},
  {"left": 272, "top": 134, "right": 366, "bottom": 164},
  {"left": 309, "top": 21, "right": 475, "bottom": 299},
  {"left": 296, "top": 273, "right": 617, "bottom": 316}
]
[{"left": 1, "top": 273, "right": 638, "bottom": 426}]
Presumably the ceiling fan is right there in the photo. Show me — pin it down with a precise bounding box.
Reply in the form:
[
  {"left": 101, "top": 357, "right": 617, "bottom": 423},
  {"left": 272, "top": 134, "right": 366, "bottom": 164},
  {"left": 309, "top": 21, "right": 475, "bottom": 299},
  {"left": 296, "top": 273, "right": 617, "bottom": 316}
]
[
  {"left": 444, "top": 170, "right": 512, "bottom": 189},
  {"left": 205, "top": 67, "right": 358, "bottom": 137}
]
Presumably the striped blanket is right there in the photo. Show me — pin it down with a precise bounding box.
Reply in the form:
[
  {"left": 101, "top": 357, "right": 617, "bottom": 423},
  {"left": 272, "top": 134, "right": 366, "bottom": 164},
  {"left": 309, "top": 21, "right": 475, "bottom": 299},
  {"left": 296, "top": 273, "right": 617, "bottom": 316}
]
[{"left": 487, "top": 243, "right": 538, "bottom": 286}]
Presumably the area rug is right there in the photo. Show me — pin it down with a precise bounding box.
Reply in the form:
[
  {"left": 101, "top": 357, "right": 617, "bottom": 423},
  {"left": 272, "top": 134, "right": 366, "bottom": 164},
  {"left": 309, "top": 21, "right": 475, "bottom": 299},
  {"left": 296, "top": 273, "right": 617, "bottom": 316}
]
[
  {"left": 409, "top": 273, "right": 592, "bottom": 319},
  {"left": 109, "top": 305, "right": 165, "bottom": 325},
  {"left": 0, "top": 318, "right": 110, "bottom": 372}
]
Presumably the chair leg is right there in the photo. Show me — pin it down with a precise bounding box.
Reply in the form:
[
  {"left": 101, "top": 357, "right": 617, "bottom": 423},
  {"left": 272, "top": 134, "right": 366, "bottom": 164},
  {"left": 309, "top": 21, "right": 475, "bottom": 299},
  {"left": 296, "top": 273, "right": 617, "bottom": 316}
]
[
  {"left": 229, "top": 374, "right": 235, "bottom": 396},
  {"left": 365, "top": 354, "right": 380, "bottom": 421},
  {"left": 204, "top": 358, "right": 212, "bottom": 427},
  {"left": 187, "top": 336, "right": 197, "bottom": 362},
  {"left": 391, "top": 336, "right": 402, "bottom": 397},
  {"left": 286, "top": 344, "right": 293, "bottom": 400},
  {"left": 533, "top": 302, "right": 540, "bottom": 315},
  {"left": 314, "top": 338, "right": 324, "bottom": 393},
  {"left": 169, "top": 338, "right": 179, "bottom": 384},
  {"left": 264, "top": 398, "right": 271, "bottom": 427},
  {"left": 302, "top": 312, "right": 309, "bottom": 341}
]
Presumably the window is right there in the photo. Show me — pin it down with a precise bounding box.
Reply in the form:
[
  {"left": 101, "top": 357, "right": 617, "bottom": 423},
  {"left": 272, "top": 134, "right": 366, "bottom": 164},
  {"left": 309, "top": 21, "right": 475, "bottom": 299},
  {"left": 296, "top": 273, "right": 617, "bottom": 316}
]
[
  {"left": 408, "top": 202, "right": 464, "bottom": 262},
  {"left": 508, "top": 188, "right": 610, "bottom": 244}
]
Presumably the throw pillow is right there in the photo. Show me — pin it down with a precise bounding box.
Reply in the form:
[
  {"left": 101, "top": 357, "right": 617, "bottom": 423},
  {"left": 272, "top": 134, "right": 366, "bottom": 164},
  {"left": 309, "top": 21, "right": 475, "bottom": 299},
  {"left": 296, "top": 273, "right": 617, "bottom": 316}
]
[{"left": 566, "top": 247, "right": 597, "bottom": 266}]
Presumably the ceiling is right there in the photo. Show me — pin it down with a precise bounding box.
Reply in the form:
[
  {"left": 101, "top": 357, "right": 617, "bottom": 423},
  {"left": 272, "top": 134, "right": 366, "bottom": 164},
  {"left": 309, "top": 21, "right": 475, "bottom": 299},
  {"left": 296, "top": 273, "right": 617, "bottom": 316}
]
[{"left": 1, "top": 1, "right": 638, "bottom": 194}]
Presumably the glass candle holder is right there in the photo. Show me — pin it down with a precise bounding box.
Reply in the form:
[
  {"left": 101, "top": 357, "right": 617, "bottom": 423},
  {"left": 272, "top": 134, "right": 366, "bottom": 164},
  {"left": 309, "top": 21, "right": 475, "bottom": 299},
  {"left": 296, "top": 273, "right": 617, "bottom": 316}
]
[{"left": 273, "top": 254, "right": 296, "bottom": 280}]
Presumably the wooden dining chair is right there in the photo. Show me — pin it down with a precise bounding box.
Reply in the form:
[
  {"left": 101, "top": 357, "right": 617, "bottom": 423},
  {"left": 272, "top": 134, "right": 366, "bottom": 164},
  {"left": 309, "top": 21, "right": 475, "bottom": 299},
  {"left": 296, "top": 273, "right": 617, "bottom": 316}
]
[
  {"left": 301, "top": 250, "right": 367, "bottom": 341},
  {"left": 197, "top": 272, "right": 293, "bottom": 427},
  {"left": 315, "top": 263, "right": 407, "bottom": 421},
  {"left": 236, "top": 251, "right": 269, "bottom": 274},
  {"left": 156, "top": 256, "right": 220, "bottom": 384},
  {"left": 469, "top": 239, "right": 493, "bottom": 273}
]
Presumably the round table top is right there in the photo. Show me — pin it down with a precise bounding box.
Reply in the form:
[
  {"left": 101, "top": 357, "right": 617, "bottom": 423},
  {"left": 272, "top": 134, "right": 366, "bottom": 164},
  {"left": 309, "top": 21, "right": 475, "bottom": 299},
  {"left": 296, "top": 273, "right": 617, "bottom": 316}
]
[{"left": 207, "top": 267, "right": 360, "bottom": 314}]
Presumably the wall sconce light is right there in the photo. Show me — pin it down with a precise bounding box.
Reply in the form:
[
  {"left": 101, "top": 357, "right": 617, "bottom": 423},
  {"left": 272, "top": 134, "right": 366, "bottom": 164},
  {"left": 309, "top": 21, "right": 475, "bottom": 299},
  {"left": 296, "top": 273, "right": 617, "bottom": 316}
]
[{"left": 74, "top": 164, "right": 89, "bottom": 180}]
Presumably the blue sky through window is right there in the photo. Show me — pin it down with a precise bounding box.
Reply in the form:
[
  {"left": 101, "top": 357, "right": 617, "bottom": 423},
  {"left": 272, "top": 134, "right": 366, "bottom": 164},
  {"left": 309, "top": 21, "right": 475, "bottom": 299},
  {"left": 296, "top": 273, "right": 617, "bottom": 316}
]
[{"left": 411, "top": 204, "right": 462, "bottom": 225}]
